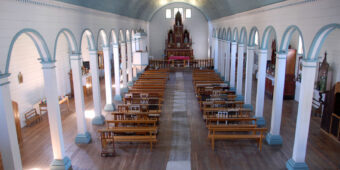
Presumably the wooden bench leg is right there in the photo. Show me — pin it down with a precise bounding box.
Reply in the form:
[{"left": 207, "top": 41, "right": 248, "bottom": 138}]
[{"left": 211, "top": 138, "right": 215, "bottom": 151}]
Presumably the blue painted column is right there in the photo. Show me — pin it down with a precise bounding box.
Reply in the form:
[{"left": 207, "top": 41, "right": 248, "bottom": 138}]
[
  {"left": 0, "top": 74, "right": 22, "bottom": 170},
  {"left": 254, "top": 49, "right": 267, "bottom": 126},
  {"left": 266, "top": 52, "right": 287, "bottom": 145},
  {"left": 230, "top": 41, "right": 237, "bottom": 91},
  {"left": 286, "top": 60, "right": 317, "bottom": 170},
  {"left": 244, "top": 46, "right": 255, "bottom": 109},
  {"left": 112, "top": 43, "right": 122, "bottom": 101},
  {"left": 70, "top": 54, "right": 91, "bottom": 144},
  {"left": 103, "top": 46, "right": 115, "bottom": 112},
  {"left": 89, "top": 50, "right": 105, "bottom": 125},
  {"left": 41, "top": 62, "right": 72, "bottom": 169},
  {"left": 236, "top": 43, "right": 245, "bottom": 100},
  {"left": 224, "top": 41, "right": 231, "bottom": 83}
]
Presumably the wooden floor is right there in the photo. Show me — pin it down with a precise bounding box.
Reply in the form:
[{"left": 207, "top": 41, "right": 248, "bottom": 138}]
[{"left": 20, "top": 71, "right": 340, "bottom": 170}]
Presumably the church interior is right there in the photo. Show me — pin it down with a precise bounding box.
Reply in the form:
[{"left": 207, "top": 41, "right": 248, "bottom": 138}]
[{"left": 0, "top": 0, "right": 340, "bottom": 170}]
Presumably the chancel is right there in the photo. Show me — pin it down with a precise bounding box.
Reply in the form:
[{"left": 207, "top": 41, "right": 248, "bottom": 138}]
[{"left": 0, "top": 0, "right": 340, "bottom": 170}]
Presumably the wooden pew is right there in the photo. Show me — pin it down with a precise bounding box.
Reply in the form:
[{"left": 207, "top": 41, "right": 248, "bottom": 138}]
[
  {"left": 98, "top": 127, "right": 157, "bottom": 152},
  {"left": 112, "top": 110, "right": 161, "bottom": 120},
  {"left": 208, "top": 126, "right": 267, "bottom": 151},
  {"left": 106, "top": 119, "right": 158, "bottom": 128},
  {"left": 205, "top": 117, "right": 257, "bottom": 126},
  {"left": 202, "top": 107, "right": 252, "bottom": 119}
]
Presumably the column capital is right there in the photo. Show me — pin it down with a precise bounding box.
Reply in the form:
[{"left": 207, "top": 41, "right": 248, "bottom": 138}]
[
  {"left": 112, "top": 43, "right": 119, "bottom": 48},
  {"left": 0, "top": 73, "right": 10, "bottom": 86},
  {"left": 232, "top": 41, "right": 238, "bottom": 46},
  {"left": 277, "top": 53, "right": 287, "bottom": 59},
  {"left": 102, "top": 46, "right": 110, "bottom": 51},
  {"left": 41, "top": 62, "right": 56, "bottom": 70},
  {"left": 247, "top": 46, "right": 255, "bottom": 50},
  {"left": 258, "top": 49, "right": 268, "bottom": 54},
  {"left": 302, "top": 59, "right": 317, "bottom": 68},
  {"left": 70, "top": 54, "right": 82, "bottom": 60},
  {"left": 89, "top": 50, "right": 97, "bottom": 55},
  {"left": 238, "top": 43, "right": 245, "bottom": 48}
]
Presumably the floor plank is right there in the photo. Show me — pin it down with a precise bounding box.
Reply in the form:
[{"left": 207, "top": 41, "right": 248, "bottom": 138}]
[{"left": 20, "top": 71, "right": 340, "bottom": 170}]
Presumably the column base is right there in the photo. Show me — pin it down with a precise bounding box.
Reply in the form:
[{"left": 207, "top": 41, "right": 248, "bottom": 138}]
[
  {"left": 229, "top": 87, "right": 236, "bottom": 92},
  {"left": 235, "top": 95, "right": 244, "bottom": 101},
  {"left": 92, "top": 115, "right": 105, "bottom": 125},
  {"left": 121, "top": 87, "right": 129, "bottom": 93},
  {"left": 50, "top": 157, "right": 72, "bottom": 170},
  {"left": 104, "top": 103, "right": 115, "bottom": 112},
  {"left": 253, "top": 116, "right": 266, "bottom": 126},
  {"left": 266, "top": 133, "right": 283, "bottom": 145},
  {"left": 286, "top": 159, "right": 309, "bottom": 170},
  {"left": 243, "top": 104, "right": 253, "bottom": 110},
  {"left": 114, "top": 95, "right": 122, "bottom": 101},
  {"left": 75, "top": 132, "right": 92, "bottom": 144},
  {"left": 127, "top": 81, "right": 133, "bottom": 87}
]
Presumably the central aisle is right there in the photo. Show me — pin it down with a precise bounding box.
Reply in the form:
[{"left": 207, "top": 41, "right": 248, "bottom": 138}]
[{"left": 166, "top": 72, "right": 192, "bottom": 170}]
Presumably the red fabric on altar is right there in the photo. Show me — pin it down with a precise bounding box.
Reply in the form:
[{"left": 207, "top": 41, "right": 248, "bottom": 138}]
[{"left": 168, "top": 56, "right": 190, "bottom": 60}]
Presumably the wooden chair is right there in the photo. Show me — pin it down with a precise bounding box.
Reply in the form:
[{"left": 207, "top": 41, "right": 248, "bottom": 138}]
[{"left": 24, "top": 108, "right": 42, "bottom": 127}]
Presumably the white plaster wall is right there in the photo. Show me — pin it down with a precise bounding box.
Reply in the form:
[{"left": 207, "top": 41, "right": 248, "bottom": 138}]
[
  {"left": 211, "top": 0, "right": 340, "bottom": 87},
  {"left": 8, "top": 35, "right": 45, "bottom": 126},
  {"left": 320, "top": 29, "right": 340, "bottom": 86},
  {"left": 8, "top": 34, "right": 72, "bottom": 127},
  {"left": 149, "top": 3, "right": 209, "bottom": 59},
  {"left": 0, "top": 0, "right": 147, "bottom": 126},
  {"left": 55, "top": 34, "right": 71, "bottom": 97},
  {"left": 0, "top": 0, "right": 147, "bottom": 74},
  {"left": 81, "top": 34, "right": 90, "bottom": 62}
]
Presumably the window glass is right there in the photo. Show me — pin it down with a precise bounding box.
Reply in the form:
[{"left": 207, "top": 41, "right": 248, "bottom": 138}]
[
  {"left": 174, "top": 8, "right": 179, "bottom": 17},
  {"left": 186, "top": 9, "right": 191, "bottom": 18},
  {"left": 166, "top": 9, "right": 171, "bottom": 19},
  {"left": 178, "top": 8, "right": 183, "bottom": 16}
]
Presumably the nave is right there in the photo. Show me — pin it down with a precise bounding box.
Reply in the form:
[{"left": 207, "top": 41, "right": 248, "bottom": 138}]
[{"left": 19, "top": 70, "right": 340, "bottom": 170}]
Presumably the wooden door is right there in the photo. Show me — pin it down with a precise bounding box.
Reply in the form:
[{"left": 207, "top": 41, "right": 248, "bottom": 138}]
[{"left": 12, "top": 101, "right": 23, "bottom": 148}]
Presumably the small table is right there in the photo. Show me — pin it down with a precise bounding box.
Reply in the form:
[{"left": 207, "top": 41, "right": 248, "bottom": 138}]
[
  {"left": 168, "top": 56, "right": 190, "bottom": 67},
  {"left": 39, "top": 96, "right": 70, "bottom": 114}
]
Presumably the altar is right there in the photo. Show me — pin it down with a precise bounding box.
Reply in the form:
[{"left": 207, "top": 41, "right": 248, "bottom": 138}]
[{"left": 164, "top": 11, "right": 193, "bottom": 60}]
